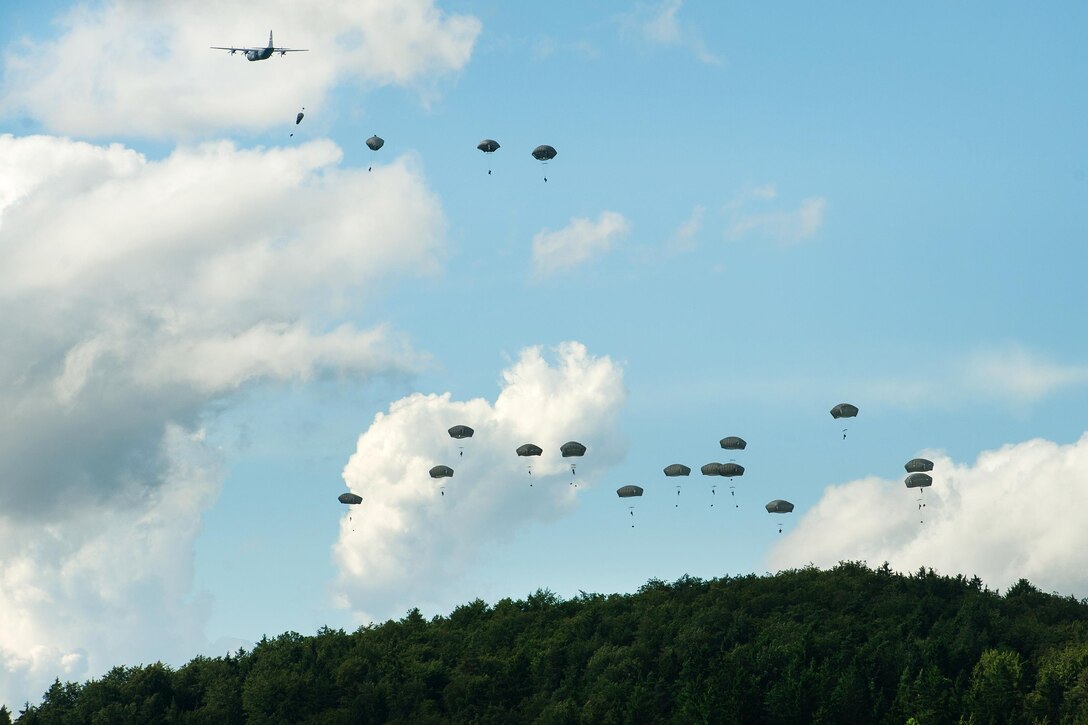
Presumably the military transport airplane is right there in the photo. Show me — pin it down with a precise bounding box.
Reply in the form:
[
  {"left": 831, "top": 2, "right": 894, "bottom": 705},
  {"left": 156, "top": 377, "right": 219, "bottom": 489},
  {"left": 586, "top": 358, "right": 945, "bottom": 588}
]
[{"left": 211, "top": 31, "right": 308, "bottom": 61}]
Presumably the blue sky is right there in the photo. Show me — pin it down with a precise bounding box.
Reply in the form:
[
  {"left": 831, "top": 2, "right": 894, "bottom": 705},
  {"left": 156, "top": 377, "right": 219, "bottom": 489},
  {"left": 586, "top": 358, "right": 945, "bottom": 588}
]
[{"left": 1, "top": 0, "right": 1086, "bottom": 707}]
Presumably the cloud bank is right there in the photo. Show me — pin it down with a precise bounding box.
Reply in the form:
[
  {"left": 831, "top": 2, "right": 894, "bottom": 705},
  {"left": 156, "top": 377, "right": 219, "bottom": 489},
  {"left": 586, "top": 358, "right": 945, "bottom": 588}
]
[
  {"left": 0, "top": 132, "right": 448, "bottom": 706},
  {"left": 334, "top": 342, "right": 627, "bottom": 622},
  {"left": 2, "top": 0, "right": 481, "bottom": 138},
  {"left": 768, "top": 433, "right": 1088, "bottom": 597}
]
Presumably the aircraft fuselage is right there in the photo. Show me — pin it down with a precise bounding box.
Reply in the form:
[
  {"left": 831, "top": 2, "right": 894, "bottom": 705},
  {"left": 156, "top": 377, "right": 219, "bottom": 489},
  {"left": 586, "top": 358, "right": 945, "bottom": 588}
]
[{"left": 246, "top": 47, "right": 274, "bottom": 61}]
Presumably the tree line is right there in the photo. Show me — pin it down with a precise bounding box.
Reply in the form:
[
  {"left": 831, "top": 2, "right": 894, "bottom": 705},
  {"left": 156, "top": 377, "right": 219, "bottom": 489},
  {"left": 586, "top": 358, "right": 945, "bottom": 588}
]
[{"left": 9, "top": 561, "right": 1088, "bottom": 723}]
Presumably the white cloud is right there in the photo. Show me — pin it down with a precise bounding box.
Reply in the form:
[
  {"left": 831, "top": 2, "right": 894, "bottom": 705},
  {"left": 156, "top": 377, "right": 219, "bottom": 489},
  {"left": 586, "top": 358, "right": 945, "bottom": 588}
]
[
  {"left": 531, "top": 211, "right": 630, "bottom": 278},
  {"left": 725, "top": 185, "right": 826, "bottom": 245},
  {"left": 1, "top": 0, "right": 481, "bottom": 138},
  {"left": 622, "top": 0, "right": 722, "bottom": 66},
  {"left": 768, "top": 433, "right": 1088, "bottom": 597},
  {"left": 850, "top": 346, "right": 1088, "bottom": 409},
  {"left": 961, "top": 346, "right": 1088, "bottom": 403},
  {"left": 0, "top": 133, "right": 448, "bottom": 706},
  {"left": 334, "top": 342, "right": 627, "bottom": 622},
  {"left": 0, "top": 426, "right": 220, "bottom": 709},
  {"left": 665, "top": 204, "right": 704, "bottom": 254},
  {"left": 643, "top": 0, "right": 683, "bottom": 45}
]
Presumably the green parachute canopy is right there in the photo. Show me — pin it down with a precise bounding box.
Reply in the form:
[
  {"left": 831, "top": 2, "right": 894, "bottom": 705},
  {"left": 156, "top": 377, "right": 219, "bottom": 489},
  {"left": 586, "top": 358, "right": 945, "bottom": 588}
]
[
  {"left": 429, "top": 465, "right": 454, "bottom": 479},
  {"left": 701, "top": 462, "right": 723, "bottom": 476},
  {"left": 719, "top": 463, "right": 745, "bottom": 478},
  {"left": 560, "top": 441, "right": 587, "bottom": 457},
  {"left": 616, "top": 485, "right": 644, "bottom": 498},
  {"left": 831, "top": 403, "right": 859, "bottom": 419},
  {"left": 531, "top": 144, "right": 557, "bottom": 161},
  {"left": 664, "top": 464, "right": 691, "bottom": 476},
  {"left": 905, "top": 458, "right": 934, "bottom": 473},
  {"left": 720, "top": 436, "right": 747, "bottom": 450},
  {"left": 765, "top": 499, "right": 794, "bottom": 513},
  {"left": 905, "top": 473, "right": 933, "bottom": 489},
  {"left": 516, "top": 443, "right": 543, "bottom": 457},
  {"left": 338, "top": 493, "right": 362, "bottom": 505},
  {"left": 448, "top": 425, "right": 474, "bottom": 440}
]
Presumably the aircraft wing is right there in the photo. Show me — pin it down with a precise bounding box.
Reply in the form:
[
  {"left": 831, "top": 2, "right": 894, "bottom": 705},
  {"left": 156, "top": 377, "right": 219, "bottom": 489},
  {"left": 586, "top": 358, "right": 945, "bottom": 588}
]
[
  {"left": 210, "top": 46, "right": 259, "bottom": 52},
  {"left": 273, "top": 48, "right": 309, "bottom": 54}
]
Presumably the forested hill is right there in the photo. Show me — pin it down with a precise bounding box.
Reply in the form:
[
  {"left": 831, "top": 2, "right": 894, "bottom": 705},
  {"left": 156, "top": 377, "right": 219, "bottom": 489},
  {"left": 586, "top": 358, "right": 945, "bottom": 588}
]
[{"left": 10, "top": 562, "right": 1088, "bottom": 724}]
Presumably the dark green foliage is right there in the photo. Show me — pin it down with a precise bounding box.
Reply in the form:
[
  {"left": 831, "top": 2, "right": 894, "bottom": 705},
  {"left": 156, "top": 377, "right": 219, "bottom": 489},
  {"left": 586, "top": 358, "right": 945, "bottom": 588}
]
[{"left": 12, "top": 563, "right": 1088, "bottom": 723}]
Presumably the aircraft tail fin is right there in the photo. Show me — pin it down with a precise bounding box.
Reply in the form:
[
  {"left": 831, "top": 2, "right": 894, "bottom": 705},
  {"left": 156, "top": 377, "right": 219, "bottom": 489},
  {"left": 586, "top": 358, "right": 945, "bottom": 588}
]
[{"left": 268, "top": 30, "right": 273, "bottom": 48}]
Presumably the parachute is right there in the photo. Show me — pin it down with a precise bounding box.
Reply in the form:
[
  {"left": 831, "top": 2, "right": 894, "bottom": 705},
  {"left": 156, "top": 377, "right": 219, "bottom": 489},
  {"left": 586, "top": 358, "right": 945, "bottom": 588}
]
[
  {"left": 719, "top": 463, "right": 745, "bottom": 478},
  {"left": 430, "top": 464, "right": 453, "bottom": 496},
  {"left": 905, "top": 458, "right": 934, "bottom": 473},
  {"left": 517, "top": 443, "right": 543, "bottom": 482},
  {"left": 664, "top": 463, "right": 691, "bottom": 506},
  {"left": 560, "top": 441, "right": 586, "bottom": 457},
  {"left": 477, "top": 139, "right": 500, "bottom": 174},
  {"left": 905, "top": 472, "right": 934, "bottom": 522},
  {"left": 448, "top": 425, "right": 474, "bottom": 439},
  {"left": 617, "top": 485, "right": 643, "bottom": 527},
  {"left": 531, "top": 144, "right": 557, "bottom": 181},
  {"left": 904, "top": 473, "right": 932, "bottom": 489},
  {"left": 830, "top": 403, "right": 859, "bottom": 418},
  {"left": 830, "top": 403, "right": 859, "bottom": 439},
  {"left": 291, "top": 107, "right": 304, "bottom": 136},
  {"left": 560, "top": 441, "right": 586, "bottom": 485},
  {"left": 532, "top": 144, "right": 557, "bottom": 160},
  {"left": 448, "top": 425, "right": 474, "bottom": 457},
  {"left": 700, "top": 463, "right": 726, "bottom": 507},
  {"left": 720, "top": 436, "right": 747, "bottom": 450},
  {"left": 338, "top": 491, "right": 361, "bottom": 527},
  {"left": 719, "top": 463, "right": 744, "bottom": 507},
  {"left": 366, "top": 135, "right": 384, "bottom": 171},
  {"left": 765, "top": 499, "right": 795, "bottom": 533}
]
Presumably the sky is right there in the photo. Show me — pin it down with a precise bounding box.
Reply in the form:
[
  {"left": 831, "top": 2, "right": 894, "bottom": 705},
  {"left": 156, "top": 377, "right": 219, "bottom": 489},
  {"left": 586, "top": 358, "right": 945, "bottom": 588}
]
[{"left": 0, "top": 0, "right": 1086, "bottom": 708}]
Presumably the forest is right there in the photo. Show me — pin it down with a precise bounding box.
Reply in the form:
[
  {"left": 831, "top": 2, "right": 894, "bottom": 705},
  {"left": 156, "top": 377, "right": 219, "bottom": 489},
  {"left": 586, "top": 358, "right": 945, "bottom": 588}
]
[{"left": 7, "top": 562, "right": 1088, "bottom": 724}]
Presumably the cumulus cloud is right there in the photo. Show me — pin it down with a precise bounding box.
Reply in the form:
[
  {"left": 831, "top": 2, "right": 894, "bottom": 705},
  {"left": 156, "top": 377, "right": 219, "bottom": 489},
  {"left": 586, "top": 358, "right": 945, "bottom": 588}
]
[
  {"left": 768, "top": 433, "right": 1088, "bottom": 597},
  {"left": 725, "top": 184, "right": 826, "bottom": 244},
  {"left": 531, "top": 211, "right": 630, "bottom": 278},
  {"left": 0, "top": 133, "right": 448, "bottom": 705},
  {"left": 2, "top": 0, "right": 481, "bottom": 138},
  {"left": 334, "top": 342, "right": 627, "bottom": 622},
  {"left": 0, "top": 427, "right": 219, "bottom": 707},
  {"left": 621, "top": 0, "right": 722, "bottom": 65}
]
